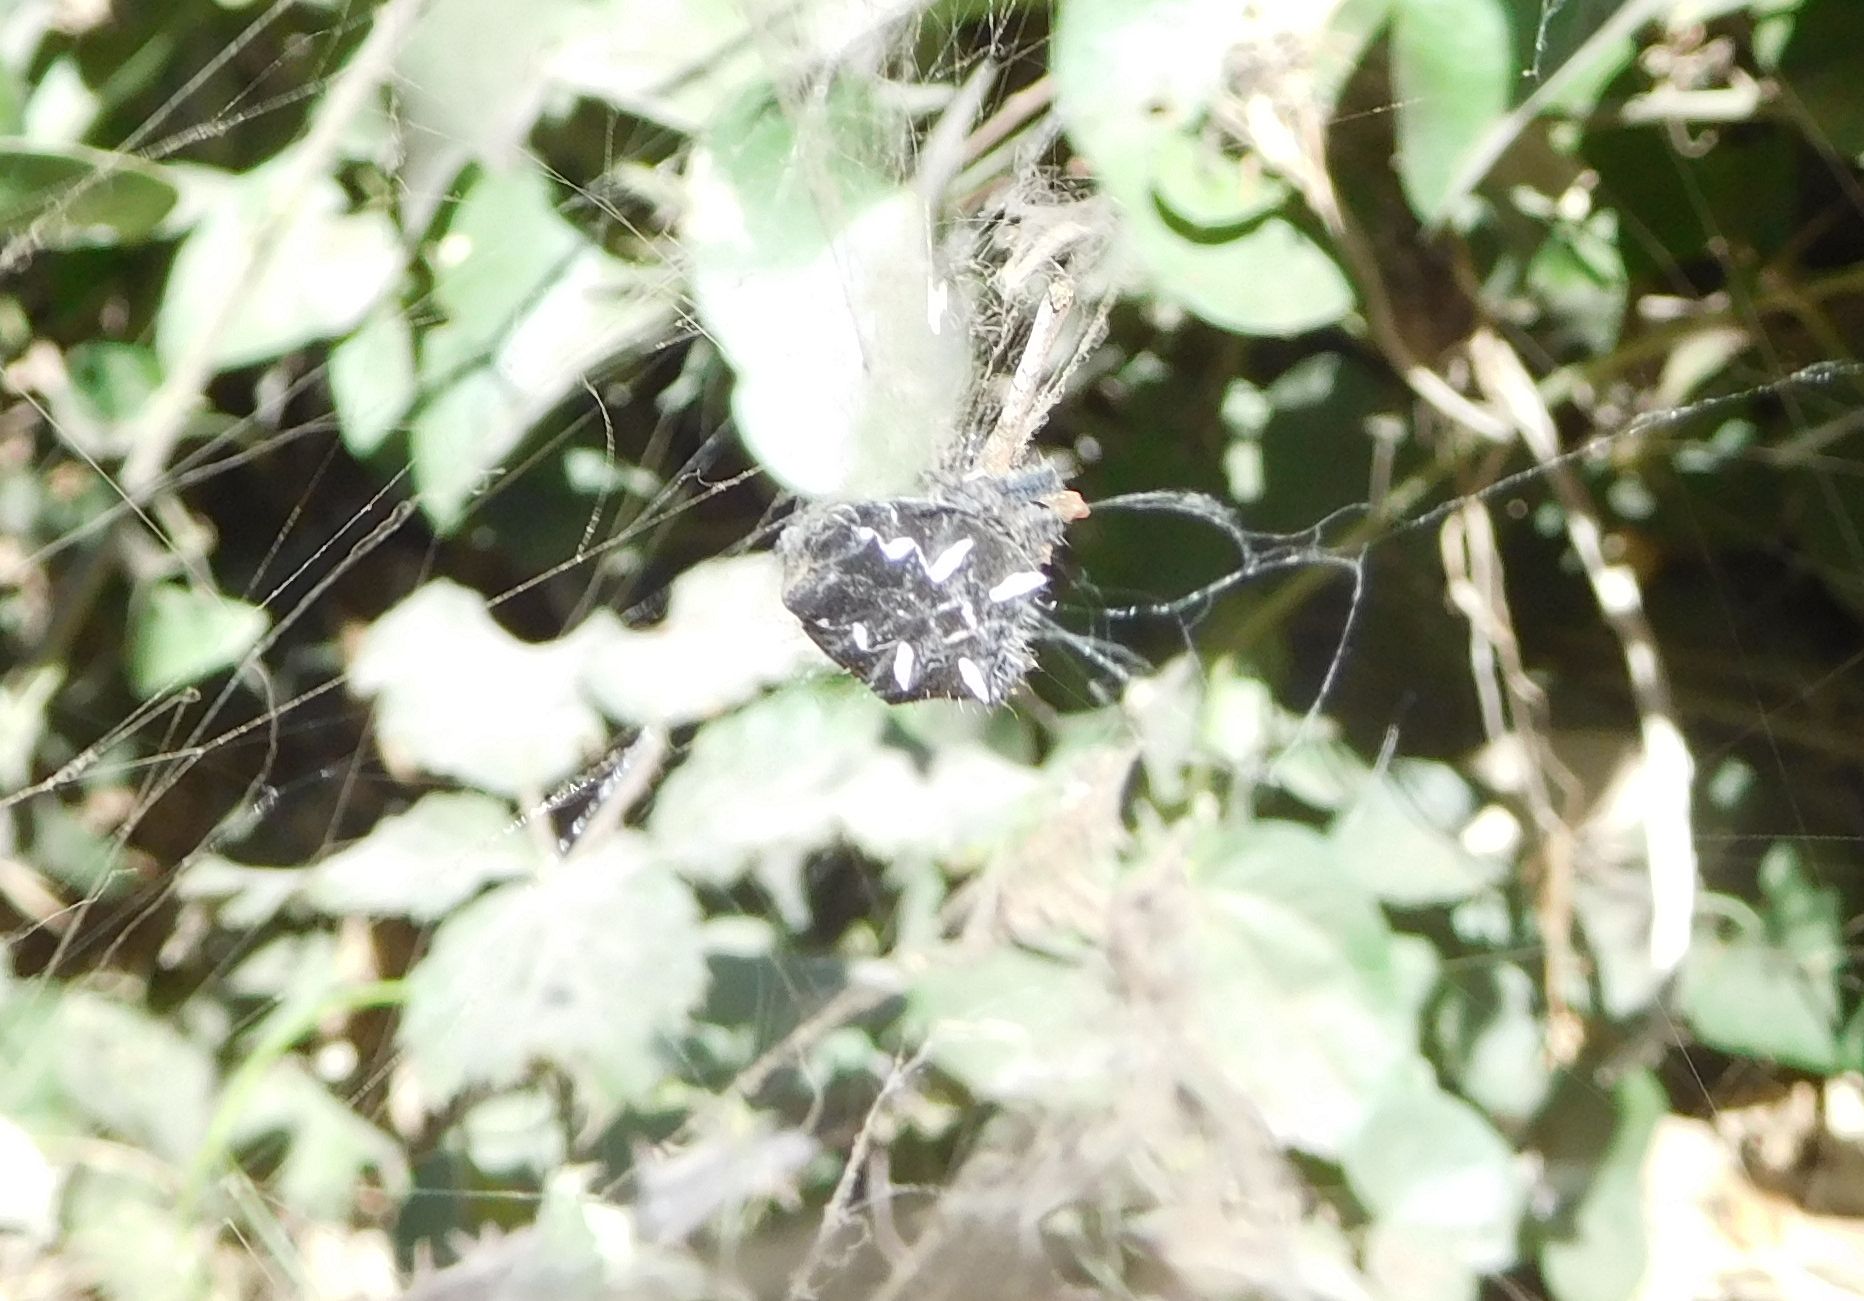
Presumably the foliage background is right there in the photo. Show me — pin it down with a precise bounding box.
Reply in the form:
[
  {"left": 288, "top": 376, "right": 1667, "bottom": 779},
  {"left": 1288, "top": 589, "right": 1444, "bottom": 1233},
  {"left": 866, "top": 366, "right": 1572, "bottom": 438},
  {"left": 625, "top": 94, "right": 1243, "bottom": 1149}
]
[{"left": 3, "top": 0, "right": 1864, "bottom": 1297}]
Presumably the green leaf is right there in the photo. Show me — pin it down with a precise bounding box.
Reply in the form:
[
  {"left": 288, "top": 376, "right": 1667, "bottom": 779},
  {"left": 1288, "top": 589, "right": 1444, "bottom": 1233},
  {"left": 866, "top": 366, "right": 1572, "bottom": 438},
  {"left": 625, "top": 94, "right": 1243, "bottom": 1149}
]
[
  {"left": 303, "top": 791, "right": 537, "bottom": 921},
  {"left": 62, "top": 1167, "right": 212, "bottom": 1301},
  {"left": 1681, "top": 844, "right": 1844, "bottom": 1071},
  {"left": 1342, "top": 1083, "right": 1528, "bottom": 1272},
  {"left": 648, "top": 683, "right": 1039, "bottom": 922},
  {"left": 686, "top": 86, "right": 969, "bottom": 496},
  {"left": 1391, "top": 0, "right": 1522, "bottom": 223},
  {"left": 1682, "top": 932, "right": 1841, "bottom": 1072},
  {"left": 398, "top": 845, "right": 708, "bottom": 1122},
  {"left": 1329, "top": 759, "right": 1509, "bottom": 905},
  {"left": 350, "top": 580, "right": 608, "bottom": 797},
  {"left": 579, "top": 555, "right": 823, "bottom": 726},
  {"left": 37, "top": 992, "right": 215, "bottom": 1167},
  {"left": 0, "top": 140, "right": 179, "bottom": 248},
  {"left": 127, "top": 582, "right": 270, "bottom": 699},
  {"left": 645, "top": 682, "right": 891, "bottom": 919},
  {"left": 392, "top": 0, "right": 586, "bottom": 214},
  {"left": 407, "top": 365, "right": 526, "bottom": 531},
  {"left": 459, "top": 1089, "right": 566, "bottom": 1176},
  {"left": 226, "top": 1060, "right": 409, "bottom": 1221},
  {"left": 65, "top": 340, "right": 162, "bottom": 425},
  {"left": 1052, "top": 0, "right": 1353, "bottom": 335},
  {"left": 1523, "top": 206, "right": 1628, "bottom": 355},
  {"left": 412, "top": 167, "right": 674, "bottom": 531},
  {"left": 422, "top": 167, "right": 584, "bottom": 382},
  {"left": 155, "top": 161, "right": 401, "bottom": 373},
  {"left": 906, "top": 947, "right": 1122, "bottom": 1106},
  {"left": 330, "top": 304, "right": 415, "bottom": 458},
  {"left": 1188, "top": 819, "right": 1417, "bottom": 1155},
  {"left": 1538, "top": 1070, "right": 1666, "bottom": 1301},
  {"left": 1778, "top": 0, "right": 1864, "bottom": 159},
  {"left": 1430, "top": 962, "right": 1552, "bottom": 1125}
]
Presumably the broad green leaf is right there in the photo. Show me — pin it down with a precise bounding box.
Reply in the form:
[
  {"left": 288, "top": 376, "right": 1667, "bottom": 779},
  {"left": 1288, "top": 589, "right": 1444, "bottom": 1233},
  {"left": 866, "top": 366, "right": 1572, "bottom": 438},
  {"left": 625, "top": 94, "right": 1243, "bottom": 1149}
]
[
  {"left": 304, "top": 791, "right": 537, "bottom": 921},
  {"left": 227, "top": 1060, "right": 409, "bottom": 1220},
  {"left": 0, "top": 663, "right": 59, "bottom": 792},
  {"left": 1538, "top": 1070, "right": 1666, "bottom": 1301},
  {"left": 407, "top": 365, "right": 527, "bottom": 530},
  {"left": 350, "top": 580, "right": 609, "bottom": 797},
  {"left": 0, "top": 140, "right": 179, "bottom": 248},
  {"left": 685, "top": 86, "right": 970, "bottom": 497},
  {"left": 155, "top": 162, "right": 400, "bottom": 373},
  {"left": 1363, "top": 1223, "right": 1481, "bottom": 1301},
  {"left": 44, "top": 992, "right": 215, "bottom": 1167},
  {"left": 422, "top": 167, "right": 584, "bottom": 383},
  {"left": 1190, "top": 820, "right": 1416, "bottom": 1155},
  {"left": 1681, "top": 844, "right": 1844, "bottom": 1071},
  {"left": 579, "top": 554, "right": 823, "bottom": 726},
  {"left": 330, "top": 303, "right": 416, "bottom": 458},
  {"left": 645, "top": 683, "right": 897, "bottom": 919},
  {"left": 1681, "top": 932, "right": 1841, "bottom": 1072},
  {"left": 558, "top": 0, "right": 908, "bottom": 131},
  {"left": 1329, "top": 759, "right": 1509, "bottom": 905},
  {"left": 412, "top": 167, "right": 674, "bottom": 530},
  {"left": 176, "top": 855, "right": 303, "bottom": 931},
  {"left": 63, "top": 1167, "right": 212, "bottom": 1301},
  {"left": 127, "top": 582, "right": 270, "bottom": 699},
  {"left": 398, "top": 843, "right": 708, "bottom": 1122},
  {"left": 1052, "top": 0, "right": 1353, "bottom": 335},
  {"left": 459, "top": 1089, "right": 566, "bottom": 1176},
  {"left": 391, "top": 0, "right": 586, "bottom": 218},
  {"left": 1391, "top": 0, "right": 1521, "bottom": 223},
  {"left": 1342, "top": 1083, "right": 1528, "bottom": 1272},
  {"left": 906, "top": 947, "right": 1122, "bottom": 1106},
  {"left": 1523, "top": 205, "right": 1628, "bottom": 355},
  {"left": 649, "top": 683, "right": 1036, "bottom": 921}
]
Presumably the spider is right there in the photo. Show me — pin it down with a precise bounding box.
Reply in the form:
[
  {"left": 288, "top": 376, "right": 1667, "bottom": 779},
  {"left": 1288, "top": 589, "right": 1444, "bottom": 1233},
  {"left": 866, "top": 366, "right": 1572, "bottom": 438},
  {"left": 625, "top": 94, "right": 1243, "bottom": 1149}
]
[
  {"left": 776, "top": 280, "right": 1095, "bottom": 706},
  {"left": 777, "top": 271, "right": 1363, "bottom": 709}
]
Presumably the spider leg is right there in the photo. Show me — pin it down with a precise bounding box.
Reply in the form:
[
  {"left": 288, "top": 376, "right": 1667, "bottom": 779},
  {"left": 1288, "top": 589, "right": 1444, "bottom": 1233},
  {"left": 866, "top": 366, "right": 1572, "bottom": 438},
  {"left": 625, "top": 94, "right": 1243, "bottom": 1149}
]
[
  {"left": 1034, "top": 618, "right": 1153, "bottom": 704},
  {"left": 1085, "top": 490, "right": 1366, "bottom": 621}
]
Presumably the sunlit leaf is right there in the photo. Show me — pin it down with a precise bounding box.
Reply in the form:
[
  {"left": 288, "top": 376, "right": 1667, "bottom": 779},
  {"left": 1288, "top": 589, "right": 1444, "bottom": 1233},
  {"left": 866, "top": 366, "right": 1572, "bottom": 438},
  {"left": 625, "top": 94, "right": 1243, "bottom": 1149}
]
[
  {"left": 1537, "top": 1070, "right": 1666, "bottom": 1301},
  {"left": 685, "top": 86, "right": 970, "bottom": 497},
  {"left": 1329, "top": 759, "right": 1509, "bottom": 905},
  {"left": 580, "top": 554, "right": 823, "bottom": 727},
  {"left": 330, "top": 303, "right": 416, "bottom": 458},
  {"left": 155, "top": 160, "right": 400, "bottom": 372},
  {"left": 304, "top": 791, "right": 538, "bottom": 921},
  {"left": 412, "top": 167, "right": 674, "bottom": 530},
  {"left": 1682, "top": 845, "right": 1845, "bottom": 1071},
  {"left": 350, "top": 580, "right": 608, "bottom": 797},
  {"left": 228, "top": 1060, "right": 410, "bottom": 1220},
  {"left": 906, "top": 947, "right": 1122, "bottom": 1105},
  {"left": 126, "top": 581, "right": 269, "bottom": 699},
  {"left": 1189, "top": 819, "right": 1417, "bottom": 1155},
  {"left": 398, "top": 841, "right": 708, "bottom": 1121},
  {"left": 1053, "top": 0, "right": 1353, "bottom": 334},
  {"left": 1343, "top": 1083, "right": 1528, "bottom": 1272},
  {"left": 63, "top": 1168, "right": 212, "bottom": 1301},
  {"left": 1390, "top": 0, "right": 1521, "bottom": 224}
]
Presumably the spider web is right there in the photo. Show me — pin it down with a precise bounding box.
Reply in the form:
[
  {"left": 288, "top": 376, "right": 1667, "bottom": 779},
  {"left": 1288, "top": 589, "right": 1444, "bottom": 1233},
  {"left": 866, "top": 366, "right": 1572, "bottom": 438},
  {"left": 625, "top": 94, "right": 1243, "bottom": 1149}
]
[{"left": 5, "top": 1, "right": 1864, "bottom": 1298}]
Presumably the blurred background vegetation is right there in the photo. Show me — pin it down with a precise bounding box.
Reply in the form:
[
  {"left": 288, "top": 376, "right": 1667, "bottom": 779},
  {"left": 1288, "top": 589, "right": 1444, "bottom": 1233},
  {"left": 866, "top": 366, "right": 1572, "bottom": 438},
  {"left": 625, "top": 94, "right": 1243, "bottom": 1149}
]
[{"left": 4, "top": 0, "right": 1864, "bottom": 1297}]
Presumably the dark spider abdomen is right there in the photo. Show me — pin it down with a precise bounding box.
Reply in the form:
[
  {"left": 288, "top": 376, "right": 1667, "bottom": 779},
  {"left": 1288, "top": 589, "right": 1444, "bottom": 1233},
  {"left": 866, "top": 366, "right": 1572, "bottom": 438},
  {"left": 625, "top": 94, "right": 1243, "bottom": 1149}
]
[{"left": 778, "top": 475, "right": 1066, "bottom": 706}]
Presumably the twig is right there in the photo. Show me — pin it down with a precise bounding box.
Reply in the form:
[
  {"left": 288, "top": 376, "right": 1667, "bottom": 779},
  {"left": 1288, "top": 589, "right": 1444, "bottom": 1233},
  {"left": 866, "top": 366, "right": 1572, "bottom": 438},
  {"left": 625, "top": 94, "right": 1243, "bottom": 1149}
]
[{"left": 1468, "top": 328, "right": 1697, "bottom": 977}]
